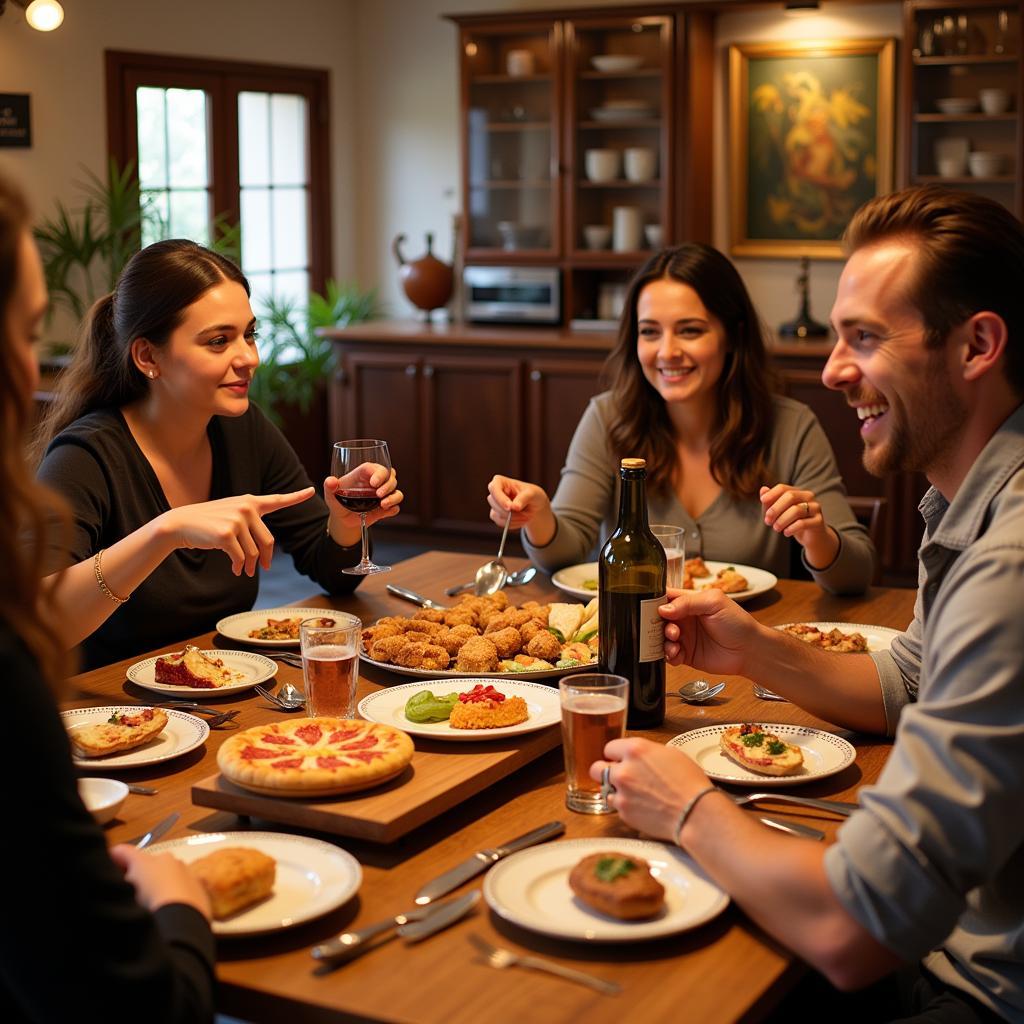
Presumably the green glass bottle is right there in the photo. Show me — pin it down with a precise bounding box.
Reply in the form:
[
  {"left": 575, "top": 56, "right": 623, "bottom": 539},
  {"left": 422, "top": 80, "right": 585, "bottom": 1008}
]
[{"left": 599, "top": 458, "right": 667, "bottom": 728}]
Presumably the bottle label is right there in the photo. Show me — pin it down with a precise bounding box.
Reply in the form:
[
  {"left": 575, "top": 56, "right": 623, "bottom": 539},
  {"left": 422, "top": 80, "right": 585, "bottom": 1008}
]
[{"left": 638, "top": 594, "right": 667, "bottom": 662}]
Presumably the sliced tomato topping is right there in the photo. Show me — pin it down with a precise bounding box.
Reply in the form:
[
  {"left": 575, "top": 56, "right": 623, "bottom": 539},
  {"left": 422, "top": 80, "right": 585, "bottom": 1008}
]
[
  {"left": 271, "top": 757, "right": 304, "bottom": 770},
  {"left": 240, "top": 745, "right": 284, "bottom": 760},
  {"left": 295, "top": 723, "right": 323, "bottom": 746}
]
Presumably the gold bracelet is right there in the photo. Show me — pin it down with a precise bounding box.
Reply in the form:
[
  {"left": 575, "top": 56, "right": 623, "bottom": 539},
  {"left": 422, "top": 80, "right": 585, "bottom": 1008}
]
[
  {"left": 673, "top": 785, "right": 718, "bottom": 848},
  {"left": 93, "top": 549, "right": 130, "bottom": 605}
]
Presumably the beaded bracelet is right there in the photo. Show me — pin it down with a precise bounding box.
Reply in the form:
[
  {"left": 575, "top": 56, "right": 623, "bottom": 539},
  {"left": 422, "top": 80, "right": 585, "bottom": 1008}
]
[
  {"left": 673, "top": 785, "right": 718, "bottom": 848},
  {"left": 93, "top": 549, "right": 130, "bottom": 605}
]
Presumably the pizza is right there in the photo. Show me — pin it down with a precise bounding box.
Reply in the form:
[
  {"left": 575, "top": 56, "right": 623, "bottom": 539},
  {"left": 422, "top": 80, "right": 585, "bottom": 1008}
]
[
  {"left": 217, "top": 718, "right": 414, "bottom": 796},
  {"left": 781, "top": 623, "right": 869, "bottom": 653},
  {"left": 247, "top": 616, "right": 336, "bottom": 641},
  {"left": 719, "top": 723, "right": 804, "bottom": 776},
  {"left": 71, "top": 708, "right": 169, "bottom": 758}
]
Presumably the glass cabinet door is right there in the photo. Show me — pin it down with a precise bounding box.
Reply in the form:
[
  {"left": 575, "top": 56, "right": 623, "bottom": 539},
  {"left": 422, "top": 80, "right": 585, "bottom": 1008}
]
[{"left": 461, "top": 23, "right": 560, "bottom": 257}]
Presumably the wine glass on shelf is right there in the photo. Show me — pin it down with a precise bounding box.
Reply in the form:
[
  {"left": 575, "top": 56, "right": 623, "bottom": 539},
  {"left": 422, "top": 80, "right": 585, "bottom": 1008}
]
[{"left": 332, "top": 438, "right": 392, "bottom": 576}]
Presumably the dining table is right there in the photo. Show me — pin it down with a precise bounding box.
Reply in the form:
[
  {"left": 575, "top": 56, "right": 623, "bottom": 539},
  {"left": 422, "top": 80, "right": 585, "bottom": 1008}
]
[{"left": 66, "top": 549, "right": 917, "bottom": 1024}]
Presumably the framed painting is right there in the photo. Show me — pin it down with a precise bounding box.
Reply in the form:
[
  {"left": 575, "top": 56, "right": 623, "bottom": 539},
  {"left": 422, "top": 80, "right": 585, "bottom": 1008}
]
[{"left": 729, "top": 38, "right": 895, "bottom": 259}]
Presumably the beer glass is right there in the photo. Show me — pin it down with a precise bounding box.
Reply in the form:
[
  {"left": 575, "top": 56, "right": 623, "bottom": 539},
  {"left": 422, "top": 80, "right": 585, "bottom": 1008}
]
[
  {"left": 300, "top": 613, "right": 361, "bottom": 718},
  {"left": 650, "top": 524, "right": 686, "bottom": 589},
  {"left": 559, "top": 674, "right": 628, "bottom": 814}
]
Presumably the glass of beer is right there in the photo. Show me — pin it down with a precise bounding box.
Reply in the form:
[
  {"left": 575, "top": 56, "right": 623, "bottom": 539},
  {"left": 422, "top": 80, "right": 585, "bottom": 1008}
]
[
  {"left": 651, "top": 524, "right": 686, "bottom": 590},
  {"left": 299, "top": 613, "right": 361, "bottom": 718},
  {"left": 559, "top": 673, "right": 628, "bottom": 814}
]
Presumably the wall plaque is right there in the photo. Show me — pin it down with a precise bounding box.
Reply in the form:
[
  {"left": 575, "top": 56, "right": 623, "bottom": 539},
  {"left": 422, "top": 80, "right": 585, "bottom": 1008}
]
[{"left": 0, "top": 94, "right": 31, "bottom": 148}]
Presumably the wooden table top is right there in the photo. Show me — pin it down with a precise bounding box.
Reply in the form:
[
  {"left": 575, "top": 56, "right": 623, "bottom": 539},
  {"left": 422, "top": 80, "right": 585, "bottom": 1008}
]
[{"left": 68, "top": 550, "right": 917, "bottom": 1024}]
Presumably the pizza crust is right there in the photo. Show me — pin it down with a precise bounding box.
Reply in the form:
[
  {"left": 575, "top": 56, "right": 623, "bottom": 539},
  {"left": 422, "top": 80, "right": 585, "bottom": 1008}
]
[{"left": 217, "top": 718, "right": 414, "bottom": 797}]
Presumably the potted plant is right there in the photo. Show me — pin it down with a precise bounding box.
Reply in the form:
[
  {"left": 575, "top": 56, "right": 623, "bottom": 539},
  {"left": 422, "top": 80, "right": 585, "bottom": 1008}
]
[{"left": 250, "top": 280, "right": 383, "bottom": 480}]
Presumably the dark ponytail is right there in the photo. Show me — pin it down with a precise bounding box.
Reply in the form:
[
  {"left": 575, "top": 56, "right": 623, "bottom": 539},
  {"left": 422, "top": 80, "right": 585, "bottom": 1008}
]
[{"left": 32, "top": 238, "right": 249, "bottom": 462}]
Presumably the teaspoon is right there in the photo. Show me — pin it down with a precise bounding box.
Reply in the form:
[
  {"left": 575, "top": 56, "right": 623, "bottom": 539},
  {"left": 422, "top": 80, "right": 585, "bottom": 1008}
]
[{"left": 672, "top": 679, "right": 726, "bottom": 703}]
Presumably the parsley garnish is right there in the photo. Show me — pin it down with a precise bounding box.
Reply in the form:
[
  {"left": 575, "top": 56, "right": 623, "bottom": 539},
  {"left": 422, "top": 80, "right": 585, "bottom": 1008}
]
[
  {"left": 740, "top": 731, "right": 766, "bottom": 747},
  {"left": 595, "top": 857, "right": 637, "bottom": 882}
]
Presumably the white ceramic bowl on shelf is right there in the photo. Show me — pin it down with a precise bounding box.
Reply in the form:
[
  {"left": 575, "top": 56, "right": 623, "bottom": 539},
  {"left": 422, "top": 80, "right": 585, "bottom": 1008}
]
[
  {"left": 979, "top": 88, "right": 1010, "bottom": 115},
  {"left": 584, "top": 148, "right": 621, "bottom": 182},
  {"left": 968, "top": 151, "right": 1005, "bottom": 177},
  {"left": 936, "top": 97, "right": 978, "bottom": 115},
  {"left": 582, "top": 224, "right": 612, "bottom": 250},
  {"left": 590, "top": 54, "right": 644, "bottom": 73},
  {"left": 644, "top": 224, "right": 663, "bottom": 248}
]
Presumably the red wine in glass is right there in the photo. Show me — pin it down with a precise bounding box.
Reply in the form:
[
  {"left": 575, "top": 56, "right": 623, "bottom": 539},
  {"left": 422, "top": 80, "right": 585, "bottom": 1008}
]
[{"left": 332, "top": 439, "right": 392, "bottom": 575}]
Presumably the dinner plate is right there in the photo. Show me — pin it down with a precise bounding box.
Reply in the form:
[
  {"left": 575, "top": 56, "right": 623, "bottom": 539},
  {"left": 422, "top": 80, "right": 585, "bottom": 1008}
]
[
  {"left": 216, "top": 607, "right": 340, "bottom": 647},
  {"left": 126, "top": 649, "right": 278, "bottom": 697},
  {"left": 147, "top": 831, "right": 361, "bottom": 937},
  {"left": 63, "top": 706, "right": 209, "bottom": 769},
  {"left": 358, "top": 678, "right": 562, "bottom": 741},
  {"left": 775, "top": 622, "right": 902, "bottom": 652},
  {"left": 551, "top": 560, "right": 778, "bottom": 604},
  {"left": 359, "top": 651, "right": 591, "bottom": 682},
  {"left": 483, "top": 837, "right": 728, "bottom": 942},
  {"left": 667, "top": 723, "right": 856, "bottom": 787}
]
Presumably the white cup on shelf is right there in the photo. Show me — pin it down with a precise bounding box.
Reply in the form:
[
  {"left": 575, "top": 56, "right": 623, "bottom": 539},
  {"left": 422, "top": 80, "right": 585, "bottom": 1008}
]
[
  {"left": 624, "top": 147, "right": 657, "bottom": 182},
  {"left": 583, "top": 225, "right": 612, "bottom": 250},
  {"left": 612, "top": 206, "right": 642, "bottom": 252},
  {"left": 506, "top": 49, "right": 535, "bottom": 77},
  {"left": 585, "top": 149, "right": 621, "bottom": 182},
  {"left": 644, "top": 224, "right": 663, "bottom": 248},
  {"left": 979, "top": 88, "right": 1010, "bottom": 115}
]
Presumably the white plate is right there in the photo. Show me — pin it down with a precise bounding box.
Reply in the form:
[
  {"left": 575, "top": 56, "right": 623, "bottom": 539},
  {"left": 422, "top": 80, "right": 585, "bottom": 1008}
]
[
  {"left": 668, "top": 723, "right": 856, "bottom": 787},
  {"left": 359, "top": 652, "right": 592, "bottom": 682},
  {"left": 484, "top": 837, "right": 728, "bottom": 942},
  {"left": 63, "top": 706, "right": 209, "bottom": 769},
  {"left": 590, "top": 107, "right": 655, "bottom": 122},
  {"left": 148, "top": 831, "right": 361, "bottom": 937},
  {"left": 775, "top": 622, "right": 902, "bottom": 653},
  {"left": 936, "top": 97, "right": 978, "bottom": 115},
  {"left": 216, "top": 607, "right": 340, "bottom": 647},
  {"left": 126, "top": 650, "right": 278, "bottom": 697},
  {"left": 551, "top": 560, "right": 778, "bottom": 604},
  {"left": 358, "top": 678, "right": 562, "bottom": 741},
  {"left": 591, "top": 54, "right": 644, "bottom": 73}
]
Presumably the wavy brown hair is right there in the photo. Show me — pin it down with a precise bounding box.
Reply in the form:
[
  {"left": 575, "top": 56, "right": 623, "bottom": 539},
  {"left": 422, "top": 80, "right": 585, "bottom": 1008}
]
[
  {"left": 0, "top": 172, "right": 69, "bottom": 690},
  {"left": 605, "top": 243, "right": 776, "bottom": 499},
  {"left": 32, "top": 238, "right": 249, "bottom": 462}
]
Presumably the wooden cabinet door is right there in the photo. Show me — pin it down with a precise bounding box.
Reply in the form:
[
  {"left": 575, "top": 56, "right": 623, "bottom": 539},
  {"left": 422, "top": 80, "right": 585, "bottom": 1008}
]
[
  {"left": 421, "top": 354, "right": 524, "bottom": 535},
  {"left": 525, "top": 356, "right": 606, "bottom": 496},
  {"left": 332, "top": 349, "right": 425, "bottom": 527}
]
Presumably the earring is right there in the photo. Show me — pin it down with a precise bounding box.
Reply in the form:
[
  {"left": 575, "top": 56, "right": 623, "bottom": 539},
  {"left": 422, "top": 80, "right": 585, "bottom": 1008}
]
[{"left": 148, "top": 371, "right": 156, "bottom": 379}]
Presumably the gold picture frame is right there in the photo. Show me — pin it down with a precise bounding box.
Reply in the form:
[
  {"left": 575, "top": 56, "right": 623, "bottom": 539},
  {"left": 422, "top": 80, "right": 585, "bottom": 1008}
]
[{"left": 729, "top": 38, "right": 895, "bottom": 259}]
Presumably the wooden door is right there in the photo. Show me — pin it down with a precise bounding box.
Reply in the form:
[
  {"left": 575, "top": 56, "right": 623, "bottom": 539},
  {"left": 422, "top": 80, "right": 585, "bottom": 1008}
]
[
  {"left": 421, "top": 354, "right": 524, "bottom": 535},
  {"left": 525, "top": 355, "right": 606, "bottom": 496}
]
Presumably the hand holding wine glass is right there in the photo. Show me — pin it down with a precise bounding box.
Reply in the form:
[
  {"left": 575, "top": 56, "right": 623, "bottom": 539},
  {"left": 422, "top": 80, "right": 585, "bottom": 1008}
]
[{"left": 330, "top": 439, "right": 396, "bottom": 575}]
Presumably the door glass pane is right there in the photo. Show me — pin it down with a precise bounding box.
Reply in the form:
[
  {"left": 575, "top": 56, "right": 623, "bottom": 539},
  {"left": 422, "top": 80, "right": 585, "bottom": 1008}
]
[
  {"left": 167, "top": 88, "right": 209, "bottom": 187},
  {"left": 241, "top": 187, "right": 272, "bottom": 270},
  {"left": 239, "top": 91, "right": 271, "bottom": 187},
  {"left": 270, "top": 93, "right": 307, "bottom": 185},
  {"left": 169, "top": 190, "right": 210, "bottom": 241},
  {"left": 272, "top": 187, "right": 307, "bottom": 268},
  {"left": 136, "top": 87, "right": 167, "bottom": 189}
]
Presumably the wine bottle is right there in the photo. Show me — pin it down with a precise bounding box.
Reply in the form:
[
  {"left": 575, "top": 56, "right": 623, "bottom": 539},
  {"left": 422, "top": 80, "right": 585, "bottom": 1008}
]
[{"left": 599, "top": 458, "right": 667, "bottom": 728}]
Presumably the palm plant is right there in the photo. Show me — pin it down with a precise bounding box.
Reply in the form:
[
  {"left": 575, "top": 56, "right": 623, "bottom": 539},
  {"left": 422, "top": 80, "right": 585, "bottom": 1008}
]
[{"left": 250, "top": 279, "right": 383, "bottom": 426}]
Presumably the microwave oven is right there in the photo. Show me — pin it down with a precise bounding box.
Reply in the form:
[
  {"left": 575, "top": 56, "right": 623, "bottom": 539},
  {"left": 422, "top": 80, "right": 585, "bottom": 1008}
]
[{"left": 463, "top": 266, "right": 561, "bottom": 325}]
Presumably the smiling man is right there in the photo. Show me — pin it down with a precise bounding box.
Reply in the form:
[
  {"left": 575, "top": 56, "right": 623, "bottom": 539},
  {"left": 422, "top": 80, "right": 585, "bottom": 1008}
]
[{"left": 592, "top": 186, "right": 1024, "bottom": 1022}]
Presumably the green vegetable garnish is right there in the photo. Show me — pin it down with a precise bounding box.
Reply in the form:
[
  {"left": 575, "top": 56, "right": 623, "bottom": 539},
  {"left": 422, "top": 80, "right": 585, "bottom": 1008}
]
[
  {"left": 595, "top": 857, "right": 637, "bottom": 882},
  {"left": 107, "top": 712, "right": 122, "bottom": 725},
  {"left": 582, "top": 579, "right": 599, "bottom": 591},
  {"left": 404, "top": 690, "right": 459, "bottom": 723},
  {"left": 740, "top": 731, "right": 766, "bottom": 747},
  {"left": 766, "top": 740, "right": 787, "bottom": 755},
  {"left": 547, "top": 626, "right": 566, "bottom": 643},
  {"left": 556, "top": 658, "right": 581, "bottom": 669}
]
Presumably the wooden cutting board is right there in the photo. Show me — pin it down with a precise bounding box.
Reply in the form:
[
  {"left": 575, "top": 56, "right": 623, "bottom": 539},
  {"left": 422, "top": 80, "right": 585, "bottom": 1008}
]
[{"left": 191, "top": 725, "right": 561, "bottom": 843}]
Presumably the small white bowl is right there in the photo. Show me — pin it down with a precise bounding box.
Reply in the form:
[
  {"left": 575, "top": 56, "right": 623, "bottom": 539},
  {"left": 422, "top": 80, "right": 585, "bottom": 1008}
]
[
  {"left": 644, "top": 224, "right": 663, "bottom": 248},
  {"left": 78, "top": 778, "right": 129, "bottom": 825},
  {"left": 583, "top": 225, "right": 612, "bottom": 250},
  {"left": 979, "top": 88, "right": 1010, "bottom": 115},
  {"left": 968, "top": 151, "right": 1004, "bottom": 177},
  {"left": 936, "top": 97, "right": 978, "bottom": 115},
  {"left": 584, "top": 148, "right": 621, "bottom": 182},
  {"left": 590, "top": 54, "right": 644, "bottom": 73}
]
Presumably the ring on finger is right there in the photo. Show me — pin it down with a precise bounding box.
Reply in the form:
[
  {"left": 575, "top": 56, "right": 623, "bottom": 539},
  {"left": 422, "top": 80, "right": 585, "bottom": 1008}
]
[{"left": 802, "top": 501, "right": 810, "bottom": 517}]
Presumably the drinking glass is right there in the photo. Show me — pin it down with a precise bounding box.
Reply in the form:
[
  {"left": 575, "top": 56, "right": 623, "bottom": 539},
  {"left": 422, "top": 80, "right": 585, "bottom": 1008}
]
[
  {"left": 332, "top": 438, "right": 391, "bottom": 575},
  {"left": 300, "top": 613, "right": 361, "bottom": 718},
  {"left": 559, "top": 674, "right": 628, "bottom": 814},
  {"left": 650, "top": 524, "right": 686, "bottom": 590}
]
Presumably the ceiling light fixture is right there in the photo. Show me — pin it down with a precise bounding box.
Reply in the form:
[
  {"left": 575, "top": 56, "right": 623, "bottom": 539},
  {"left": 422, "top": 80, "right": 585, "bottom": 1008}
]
[
  {"left": 0, "top": 0, "right": 64, "bottom": 31},
  {"left": 784, "top": 0, "right": 820, "bottom": 17}
]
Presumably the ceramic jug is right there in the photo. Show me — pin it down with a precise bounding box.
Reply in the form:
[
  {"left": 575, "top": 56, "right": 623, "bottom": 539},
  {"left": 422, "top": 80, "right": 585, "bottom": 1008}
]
[{"left": 392, "top": 232, "right": 454, "bottom": 319}]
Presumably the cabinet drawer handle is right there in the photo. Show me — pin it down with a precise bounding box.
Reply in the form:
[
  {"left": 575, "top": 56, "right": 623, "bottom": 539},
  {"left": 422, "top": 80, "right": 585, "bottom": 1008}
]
[
  {"left": 405, "top": 364, "right": 417, "bottom": 376},
  {"left": 530, "top": 370, "right": 542, "bottom": 382},
  {"left": 422, "top": 365, "right": 435, "bottom": 378}
]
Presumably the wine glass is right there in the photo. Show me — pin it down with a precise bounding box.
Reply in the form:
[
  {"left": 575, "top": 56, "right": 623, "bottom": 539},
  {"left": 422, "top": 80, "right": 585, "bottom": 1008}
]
[{"left": 332, "top": 438, "right": 392, "bottom": 576}]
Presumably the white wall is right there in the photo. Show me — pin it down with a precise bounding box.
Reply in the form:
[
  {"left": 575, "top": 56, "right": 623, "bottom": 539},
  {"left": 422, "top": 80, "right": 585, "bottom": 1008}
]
[{"left": 0, "top": 0, "right": 357, "bottom": 344}]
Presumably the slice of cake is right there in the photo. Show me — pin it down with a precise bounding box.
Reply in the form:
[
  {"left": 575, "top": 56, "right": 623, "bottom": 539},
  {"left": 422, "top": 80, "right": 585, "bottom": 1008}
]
[
  {"left": 186, "top": 847, "right": 276, "bottom": 919},
  {"left": 155, "top": 646, "right": 244, "bottom": 689}
]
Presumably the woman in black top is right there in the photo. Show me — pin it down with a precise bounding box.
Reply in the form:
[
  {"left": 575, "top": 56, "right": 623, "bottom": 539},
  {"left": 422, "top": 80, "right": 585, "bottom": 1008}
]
[
  {"left": 34, "top": 239, "right": 402, "bottom": 668},
  {"left": 0, "top": 173, "right": 215, "bottom": 1020}
]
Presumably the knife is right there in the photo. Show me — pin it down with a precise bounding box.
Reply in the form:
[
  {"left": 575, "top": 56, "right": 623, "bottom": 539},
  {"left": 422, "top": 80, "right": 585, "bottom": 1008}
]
[
  {"left": 132, "top": 811, "right": 180, "bottom": 849},
  {"left": 311, "top": 890, "right": 479, "bottom": 968},
  {"left": 385, "top": 584, "right": 448, "bottom": 612},
  {"left": 414, "top": 821, "right": 565, "bottom": 905},
  {"left": 757, "top": 816, "right": 825, "bottom": 840}
]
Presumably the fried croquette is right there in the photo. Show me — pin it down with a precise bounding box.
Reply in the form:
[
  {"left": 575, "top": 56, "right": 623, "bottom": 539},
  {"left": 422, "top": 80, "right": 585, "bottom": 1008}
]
[
  {"left": 394, "top": 641, "right": 450, "bottom": 670},
  {"left": 455, "top": 636, "right": 499, "bottom": 673},
  {"left": 436, "top": 624, "right": 478, "bottom": 657},
  {"left": 412, "top": 608, "right": 446, "bottom": 623},
  {"left": 369, "top": 635, "right": 411, "bottom": 661},
  {"left": 443, "top": 608, "right": 477, "bottom": 629},
  {"left": 361, "top": 621, "right": 403, "bottom": 647},
  {"left": 526, "top": 630, "right": 562, "bottom": 662},
  {"left": 487, "top": 626, "right": 523, "bottom": 659},
  {"left": 518, "top": 619, "right": 548, "bottom": 645},
  {"left": 398, "top": 618, "right": 446, "bottom": 637}
]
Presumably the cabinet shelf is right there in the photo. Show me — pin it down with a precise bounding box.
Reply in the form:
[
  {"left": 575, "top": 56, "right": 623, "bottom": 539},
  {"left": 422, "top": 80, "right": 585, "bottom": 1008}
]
[
  {"left": 915, "top": 112, "right": 1018, "bottom": 122},
  {"left": 915, "top": 173, "right": 1016, "bottom": 183},
  {"left": 577, "top": 179, "right": 661, "bottom": 188},
  {"left": 578, "top": 118, "right": 661, "bottom": 130},
  {"left": 469, "top": 180, "right": 552, "bottom": 189},
  {"left": 470, "top": 73, "right": 552, "bottom": 84},
  {"left": 577, "top": 68, "right": 662, "bottom": 80},
  {"left": 481, "top": 121, "right": 551, "bottom": 132},
  {"left": 914, "top": 54, "right": 1018, "bottom": 66}
]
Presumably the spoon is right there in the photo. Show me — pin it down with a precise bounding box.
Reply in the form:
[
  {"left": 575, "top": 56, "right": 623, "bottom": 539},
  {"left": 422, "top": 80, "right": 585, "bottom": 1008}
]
[
  {"left": 474, "top": 509, "right": 513, "bottom": 596},
  {"left": 672, "top": 679, "right": 726, "bottom": 703},
  {"left": 445, "top": 564, "right": 537, "bottom": 598},
  {"left": 279, "top": 681, "right": 306, "bottom": 707}
]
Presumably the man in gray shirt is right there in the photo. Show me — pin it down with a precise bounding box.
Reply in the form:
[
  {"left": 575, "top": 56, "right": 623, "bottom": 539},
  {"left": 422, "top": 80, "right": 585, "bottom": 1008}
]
[{"left": 593, "top": 185, "right": 1024, "bottom": 1022}]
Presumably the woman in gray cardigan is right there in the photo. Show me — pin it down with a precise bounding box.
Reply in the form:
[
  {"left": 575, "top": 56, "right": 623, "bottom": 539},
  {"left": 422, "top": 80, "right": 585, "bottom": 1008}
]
[{"left": 487, "top": 244, "right": 874, "bottom": 594}]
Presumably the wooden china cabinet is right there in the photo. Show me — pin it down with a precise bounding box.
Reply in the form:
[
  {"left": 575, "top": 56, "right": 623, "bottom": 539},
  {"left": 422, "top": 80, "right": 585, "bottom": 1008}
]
[
  {"left": 447, "top": 6, "right": 714, "bottom": 326},
  {"left": 901, "top": 0, "right": 1023, "bottom": 213}
]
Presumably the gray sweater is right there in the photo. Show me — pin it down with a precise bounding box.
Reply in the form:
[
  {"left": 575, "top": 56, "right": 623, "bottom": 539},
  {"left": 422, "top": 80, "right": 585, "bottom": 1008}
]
[{"left": 523, "top": 392, "right": 874, "bottom": 594}]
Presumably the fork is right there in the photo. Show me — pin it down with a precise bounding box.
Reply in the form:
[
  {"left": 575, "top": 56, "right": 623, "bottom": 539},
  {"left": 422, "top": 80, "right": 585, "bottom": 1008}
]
[
  {"left": 469, "top": 934, "right": 620, "bottom": 995},
  {"left": 731, "top": 792, "right": 858, "bottom": 817},
  {"left": 254, "top": 684, "right": 306, "bottom": 711}
]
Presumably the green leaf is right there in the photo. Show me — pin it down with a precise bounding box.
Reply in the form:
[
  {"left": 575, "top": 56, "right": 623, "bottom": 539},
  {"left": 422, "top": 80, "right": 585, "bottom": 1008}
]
[{"left": 595, "top": 857, "right": 636, "bottom": 882}]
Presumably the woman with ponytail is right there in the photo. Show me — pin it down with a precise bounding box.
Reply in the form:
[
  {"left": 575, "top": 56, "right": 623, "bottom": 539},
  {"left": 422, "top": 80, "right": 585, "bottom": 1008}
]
[
  {"left": 35, "top": 238, "right": 402, "bottom": 669},
  {"left": 486, "top": 243, "right": 874, "bottom": 594},
  {"left": 0, "top": 171, "right": 215, "bottom": 1022}
]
